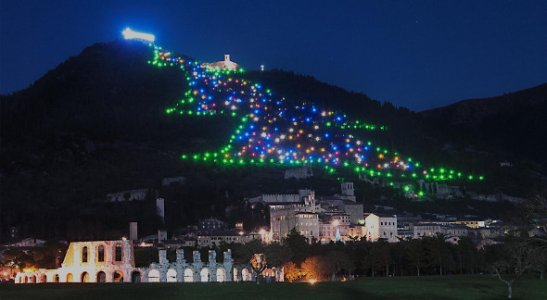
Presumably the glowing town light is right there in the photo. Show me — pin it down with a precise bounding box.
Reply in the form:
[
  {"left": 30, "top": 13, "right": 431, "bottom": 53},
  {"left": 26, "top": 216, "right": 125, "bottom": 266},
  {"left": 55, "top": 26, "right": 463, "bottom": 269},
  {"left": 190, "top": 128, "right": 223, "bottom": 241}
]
[{"left": 122, "top": 27, "right": 155, "bottom": 43}]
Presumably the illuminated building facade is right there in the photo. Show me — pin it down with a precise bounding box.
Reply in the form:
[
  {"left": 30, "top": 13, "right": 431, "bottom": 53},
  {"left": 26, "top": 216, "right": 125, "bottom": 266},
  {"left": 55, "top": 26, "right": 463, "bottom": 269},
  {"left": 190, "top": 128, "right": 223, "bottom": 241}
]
[
  {"left": 364, "top": 213, "right": 398, "bottom": 243},
  {"left": 14, "top": 240, "right": 256, "bottom": 284}
]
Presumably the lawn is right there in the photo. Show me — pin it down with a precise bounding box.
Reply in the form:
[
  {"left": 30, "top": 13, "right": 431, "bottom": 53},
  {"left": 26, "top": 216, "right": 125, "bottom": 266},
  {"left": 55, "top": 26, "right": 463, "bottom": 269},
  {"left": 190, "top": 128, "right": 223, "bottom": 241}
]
[{"left": 0, "top": 275, "right": 544, "bottom": 300}]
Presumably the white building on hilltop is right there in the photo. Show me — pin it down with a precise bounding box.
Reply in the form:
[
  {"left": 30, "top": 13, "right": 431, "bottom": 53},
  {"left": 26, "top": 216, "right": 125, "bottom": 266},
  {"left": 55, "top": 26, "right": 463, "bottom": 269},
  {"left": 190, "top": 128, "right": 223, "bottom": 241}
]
[
  {"left": 364, "top": 213, "right": 398, "bottom": 243},
  {"left": 202, "top": 54, "right": 240, "bottom": 71}
]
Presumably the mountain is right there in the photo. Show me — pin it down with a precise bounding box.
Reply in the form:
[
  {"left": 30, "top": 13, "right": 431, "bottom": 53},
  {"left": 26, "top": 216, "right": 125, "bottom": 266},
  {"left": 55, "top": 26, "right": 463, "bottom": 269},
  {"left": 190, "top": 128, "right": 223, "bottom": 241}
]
[
  {"left": 421, "top": 83, "right": 547, "bottom": 163},
  {"left": 1, "top": 40, "right": 545, "bottom": 242}
]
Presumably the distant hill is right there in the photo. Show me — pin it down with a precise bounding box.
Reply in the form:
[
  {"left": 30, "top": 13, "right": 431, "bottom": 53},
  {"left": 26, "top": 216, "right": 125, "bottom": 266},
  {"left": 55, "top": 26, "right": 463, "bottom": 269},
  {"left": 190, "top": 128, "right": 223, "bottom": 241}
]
[
  {"left": 421, "top": 83, "right": 547, "bottom": 165},
  {"left": 1, "top": 40, "right": 545, "bottom": 242}
]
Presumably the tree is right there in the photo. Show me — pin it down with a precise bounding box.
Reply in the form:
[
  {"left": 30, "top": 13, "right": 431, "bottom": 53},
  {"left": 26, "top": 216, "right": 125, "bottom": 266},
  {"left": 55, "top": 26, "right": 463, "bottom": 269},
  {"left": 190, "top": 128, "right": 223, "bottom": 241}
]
[
  {"left": 490, "top": 237, "right": 533, "bottom": 299},
  {"left": 372, "top": 241, "right": 392, "bottom": 277},
  {"left": 528, "top": 237, "right": 547, "bottom": 280},
  {"left": 263, "top": 243, "right": 292, "bottom": 268},
  {"left": 324, "top": 251, "right": 354, "bottom": 280},
  {"left": 284, "top": 228, "right": 309, "bottom": 265},
  {"left": 231, "top": 239, "right": 263, "bottom": 264},
  {"left": 367, "top": 241, "right": 391, "bottom": 277},
  {"left": 407, "top": 239, "right": 424, "bottom": 276},
  {"left": 424, "top": 235, "right": 453, "bottom": 275},
  {"left": 456, "top": 237, "right": 478, "bottom": 274}
]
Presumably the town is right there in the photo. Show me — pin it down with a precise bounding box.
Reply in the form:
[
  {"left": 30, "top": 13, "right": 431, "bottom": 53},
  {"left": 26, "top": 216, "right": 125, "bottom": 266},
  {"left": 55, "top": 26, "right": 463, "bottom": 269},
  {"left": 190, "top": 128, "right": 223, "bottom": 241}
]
[
  {"left": 2, "top": 173, "right": 542, "bottom": 285},
  {"left": 1, "top": 4, "right": 547, "bottom": 299}
]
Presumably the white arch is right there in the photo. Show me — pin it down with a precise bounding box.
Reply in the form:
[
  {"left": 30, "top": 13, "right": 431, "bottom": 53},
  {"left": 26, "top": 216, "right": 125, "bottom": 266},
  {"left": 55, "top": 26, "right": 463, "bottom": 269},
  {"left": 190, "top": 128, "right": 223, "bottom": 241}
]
[
  {"left": 166, "top": 268, "right": 177, "bottom": 283},
  {"left": 216, "top": 267, "right": 226, "bottom": 283},
  {"left": 148, "top": 269, "right": 160, "bottom": 283},
  {"left": 200, "top": 268, "right": 210, "bottom": 282},
  {"left": 242, "top": 268, "right": 252, "bottom": 282},
  {"left": 184, "top": 268, "right": 194, "bottom": 283},
  {"left": 232, "top": 267, "right": 239, "bottom": 282}
]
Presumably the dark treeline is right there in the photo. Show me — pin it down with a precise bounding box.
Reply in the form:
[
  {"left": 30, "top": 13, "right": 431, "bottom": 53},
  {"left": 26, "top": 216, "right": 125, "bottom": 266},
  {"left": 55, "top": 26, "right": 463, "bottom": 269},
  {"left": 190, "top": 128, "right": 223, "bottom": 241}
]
[{"left": 224, "top": 230, "right": 546, "bottom": 283}]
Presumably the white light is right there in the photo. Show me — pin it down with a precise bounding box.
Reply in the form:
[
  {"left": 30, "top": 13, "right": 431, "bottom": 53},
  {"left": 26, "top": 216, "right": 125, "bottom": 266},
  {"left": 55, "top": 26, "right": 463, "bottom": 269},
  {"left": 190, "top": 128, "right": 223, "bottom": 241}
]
[{"left": 122, "top": 27, "right": 155, "bottom": 43}]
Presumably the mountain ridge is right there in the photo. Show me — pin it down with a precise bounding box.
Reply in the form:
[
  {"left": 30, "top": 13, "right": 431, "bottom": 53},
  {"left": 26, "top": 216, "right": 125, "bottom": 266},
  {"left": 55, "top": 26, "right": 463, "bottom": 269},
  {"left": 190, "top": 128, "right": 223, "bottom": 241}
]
[{"left": 0, "top": 39, "right": 545, "bottom": 242}]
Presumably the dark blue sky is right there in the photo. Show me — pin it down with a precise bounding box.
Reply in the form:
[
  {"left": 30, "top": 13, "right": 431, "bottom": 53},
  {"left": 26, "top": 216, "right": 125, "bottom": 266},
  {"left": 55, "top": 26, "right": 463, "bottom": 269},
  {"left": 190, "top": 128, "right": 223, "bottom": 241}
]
[{"left": 1, "top": 0, "right": 546, "bottom": 110}]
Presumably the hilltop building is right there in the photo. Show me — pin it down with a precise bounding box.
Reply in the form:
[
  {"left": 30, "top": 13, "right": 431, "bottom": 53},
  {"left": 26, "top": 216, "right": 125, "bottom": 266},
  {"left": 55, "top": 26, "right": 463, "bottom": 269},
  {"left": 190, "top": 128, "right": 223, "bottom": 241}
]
[{"left": 202, "top": 54, "right": 239, "bottom": 71}]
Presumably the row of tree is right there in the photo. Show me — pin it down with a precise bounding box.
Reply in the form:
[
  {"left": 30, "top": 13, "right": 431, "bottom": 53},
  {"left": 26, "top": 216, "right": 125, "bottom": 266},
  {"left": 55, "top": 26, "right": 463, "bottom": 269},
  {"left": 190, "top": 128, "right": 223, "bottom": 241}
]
[{"left": 224, "top": 229, "right": 546, "bottom": 284}]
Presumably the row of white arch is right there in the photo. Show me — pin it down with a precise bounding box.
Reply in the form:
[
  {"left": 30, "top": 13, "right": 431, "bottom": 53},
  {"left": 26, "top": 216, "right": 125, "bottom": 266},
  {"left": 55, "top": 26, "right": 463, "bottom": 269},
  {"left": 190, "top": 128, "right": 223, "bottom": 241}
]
[
  {"left": 146, "top": 267, "right": 252, "bottom": 283},
  {"left": 16, "top": 267, "right": 254, "bottom": 284}
]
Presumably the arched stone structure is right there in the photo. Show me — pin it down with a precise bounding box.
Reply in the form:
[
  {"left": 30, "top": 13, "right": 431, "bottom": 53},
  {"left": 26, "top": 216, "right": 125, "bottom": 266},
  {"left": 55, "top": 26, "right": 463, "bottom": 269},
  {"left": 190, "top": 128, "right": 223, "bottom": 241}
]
[
  {"left": 147, "top": 269, "right": 160, "bottom": 283},
  {"left": 166, "top": 268, "right": 177, "bottom": 282},
  {"left": 216, "top": 267, "right": 226, "bottom": 282},
  {"left": 97, "top": 271, "right": 106, "bottom": 283},
  {"left": 184, "top": 268, "right": 194, "bottom": 283},
  {"left": 113, "top": 270, "right": 124, "bottom": 283},
  {"left": 131, "top": 271, "right": 141, "bottom": 283},
  {"left": 242, "top": 268, "right": 252, "bottom": 282},
  {"left": 200, "top": 268, "right": 210, "bottom": 282},
  {"left": 14, "top": 240, "right": 237, "bottom": 285},
  {"left": 232, "top": 267, "right": 240, "bottom": 282},
  {"left": 81, "top": 272, "right": 90, "bottom": 283}
]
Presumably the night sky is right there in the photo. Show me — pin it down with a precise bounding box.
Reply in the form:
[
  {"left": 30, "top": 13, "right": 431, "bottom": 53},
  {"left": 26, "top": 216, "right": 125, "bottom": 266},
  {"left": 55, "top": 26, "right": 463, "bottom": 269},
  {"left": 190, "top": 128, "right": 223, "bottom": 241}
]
[{"left": 1, "top": 0, "right": 546, "bottom": 110}]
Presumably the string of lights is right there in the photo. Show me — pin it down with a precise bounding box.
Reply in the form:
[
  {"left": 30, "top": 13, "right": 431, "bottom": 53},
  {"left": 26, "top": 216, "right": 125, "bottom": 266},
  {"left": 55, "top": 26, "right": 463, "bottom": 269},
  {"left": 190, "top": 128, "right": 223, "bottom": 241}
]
[{"left": 144, "top": 43, "right": 483, "bottom": 196}]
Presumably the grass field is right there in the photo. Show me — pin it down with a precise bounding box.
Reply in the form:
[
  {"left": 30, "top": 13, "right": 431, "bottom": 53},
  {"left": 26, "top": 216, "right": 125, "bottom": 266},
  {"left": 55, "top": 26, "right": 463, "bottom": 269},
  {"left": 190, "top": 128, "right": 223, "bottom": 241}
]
[{"left": 0, "top": 275, "right": 544, "bottom": 300}]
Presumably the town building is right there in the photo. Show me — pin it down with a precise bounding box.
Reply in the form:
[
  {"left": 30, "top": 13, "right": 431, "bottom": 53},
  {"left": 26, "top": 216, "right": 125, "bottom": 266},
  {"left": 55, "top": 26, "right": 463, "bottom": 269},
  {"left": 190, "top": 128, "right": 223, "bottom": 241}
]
[
  {"left": 411, "top": 223, "right": 470, "bottom": 239},
  {"left": 264, "top": 184, "right": 365, "bottom": 243},
  {"left": 269, "top": 190, "right": 319, "bottom": 243},
  {"left": 198, "top": 218, "right": 229, "bottom": 231},
  {"left": 161, "top": 176, "right": 185, "bottom": 186},
  {"left": 284, "top": 166, "right": 313, "bottom": 179},
  {"left": 106, "top": 189, "right": 148, "bottom": 202},
  {"left": 364, "top": 213, "right": 398, "bottom": 243},
  {"left": 196, "top": 230, "right": 262, "bottom": 248},
  {"left": 3, "top": 238, "right": 46, "bottom": 248}
]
